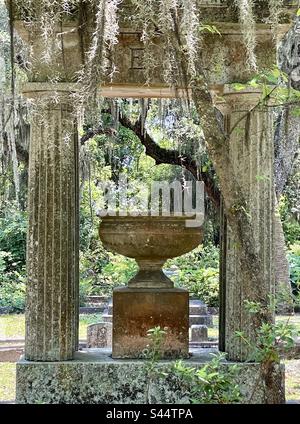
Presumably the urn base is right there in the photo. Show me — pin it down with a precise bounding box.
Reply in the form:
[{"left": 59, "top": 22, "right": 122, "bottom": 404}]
[{"left": 112, "top": 287, "right": 189, "bottom": 359}]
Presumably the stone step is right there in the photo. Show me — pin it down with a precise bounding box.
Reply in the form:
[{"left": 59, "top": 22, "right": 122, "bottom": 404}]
[
  {"left": 102, "top": 314, "right": 113, "bottom": 323},
  {"left": 189, "top": 314, "right": 213, "bottom": 327},
  {"left": 189, "top": 304, "right": 208, "bottom": 315}
]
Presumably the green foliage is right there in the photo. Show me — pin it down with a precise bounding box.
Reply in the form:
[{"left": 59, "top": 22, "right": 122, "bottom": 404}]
[
  {"left": 0, "top": 252, "right": 26, "bottom": 312},
  {"left": 279, "top": 191, "right": 300, "bottom": 247},
  {"left": 175, "top": 267, "right": 219, "bottom": 306},
  {"left": 0, "top": 205, "right": 27, "bottom": 270},
  {"left": 167, "top": 244, "right": 219, "bottom": 306},
  {"left": 102, "top": 254, "right": 138, "bottom": 287},
  {"left": 79, "top": 241, "right": 137, "bottom": 304},
  {"left": 143, "top": 327, "right": 241, "bottom": 404},
  {"left": 0, "top": 205, "right": 27, "bottom": 312},
  {"left": 283, "top": 221, "right": 300, "bottom": 246},
  {"left": 171, "top": 353, "right": 241, "bottom": 404},
  {"left": 288, "top": 244, "right": 300, "bottom": 299},
  {"left": 236, "top": 299, "right": 300, "bottom": 364}
]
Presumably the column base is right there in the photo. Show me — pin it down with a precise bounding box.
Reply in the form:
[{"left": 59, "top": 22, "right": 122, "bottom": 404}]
[
  {"left": 112, "top": 287, "right": 189, "bottom": 359},
  {"left": 15, "top": 349, "right": 285, "bottom": 404}
]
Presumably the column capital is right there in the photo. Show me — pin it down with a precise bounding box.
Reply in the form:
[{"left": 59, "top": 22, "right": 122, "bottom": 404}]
[
  {"left": 214, "top": 85, "right": 263, "bottom": 115},
  {"left": 22, "top": 82, "right": 79, "bottom": 101}
]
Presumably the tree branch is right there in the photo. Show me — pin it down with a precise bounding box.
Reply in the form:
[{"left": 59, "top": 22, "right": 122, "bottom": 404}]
[{"left": 118, "top": 113, "right": 220, "bottom": 207}]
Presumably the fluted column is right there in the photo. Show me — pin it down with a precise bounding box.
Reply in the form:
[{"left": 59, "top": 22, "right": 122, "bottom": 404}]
[
  {"left": 218, "top": 88, "right": 275, "bottom": 361},
  {"left": 24, "top": 84, "right": 79, "bottom": 361}
]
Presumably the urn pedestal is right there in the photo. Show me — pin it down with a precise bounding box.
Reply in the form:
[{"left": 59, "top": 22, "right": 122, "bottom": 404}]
[
  {"left": 99, "top": 216, "right": 203, "bottom": 359},
  {"left": 112, "top": 287, "right": 189, "bottom": 359}
]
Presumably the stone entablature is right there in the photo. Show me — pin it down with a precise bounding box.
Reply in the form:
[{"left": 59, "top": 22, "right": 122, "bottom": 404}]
[{"left": 12, "top": 2, "right": 296, "bottom": 87}]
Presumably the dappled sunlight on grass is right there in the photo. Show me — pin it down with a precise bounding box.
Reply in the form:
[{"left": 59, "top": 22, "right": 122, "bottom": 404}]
[
  {"left": 0, "top": 314, "right": 25, "bottom": 339},
  {"left": 285, "top": 360, "right": 300, "bottom": 401},
  {"left": 0, "top": 363, "right": 15, "bottom": 402},
  {"left": 0, "top": 314, "right": 103, "bottom": 341}
]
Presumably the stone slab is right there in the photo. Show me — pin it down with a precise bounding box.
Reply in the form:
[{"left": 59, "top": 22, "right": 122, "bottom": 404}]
[
  {"left": 15, "top": 349, "right": 285, "bottom": 404},
  {"left": 189, "top": 315, "right": 213, "bottom": 327},
  {"left": 79, "top": 307, "right": 103, "bottom": 314},
  {"left": 191, "top": 325, "right": 208, "bottom": 343},
  {"left": 113, "top": 287, "right": 189, "bottom": 359},
  {"left": 87, "top": 323, "right": 112, "bottom": 348},
  {"left": 189, "top": 304, "right": 208, "bottom": 315}
]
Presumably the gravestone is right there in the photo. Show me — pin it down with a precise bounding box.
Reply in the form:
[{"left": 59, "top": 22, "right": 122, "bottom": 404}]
[
  {"left": 87, "top": 322, "right": 112, "bottom": 348},
  {"left": 189, "top": 300, "right": 213, "bottom": 328},
  {"left": 191, "top": 325, "right": 208, "bottom": 343}
]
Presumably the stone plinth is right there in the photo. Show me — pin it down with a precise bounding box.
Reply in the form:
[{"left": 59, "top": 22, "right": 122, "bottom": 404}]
[
  {"left": 15, "top": 349, "right": 285, "bottom": 404},
  {"left": 191, "top": 325, "right": 208, "bottom": 343},
  {"left": 87, "top": 323, "right": 112, "bottom": 348},
  {"left": 112, "top": 287, "right": 189, "bottom": 359}
]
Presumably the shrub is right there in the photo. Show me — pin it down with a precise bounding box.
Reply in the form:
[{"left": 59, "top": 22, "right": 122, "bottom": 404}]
[
  {"left": 283, "top": 220, "right": 300, "bottom": 247},
  {"left": 166, "top": 244, "right": 220, "bottom": 306},
  {"left": 0, "top": 253, "right": 26, "bottom": 312},
  {"left": 79, "top": 243, "right": 138, "bottom": 303},
  {"left": 288, "top": 244, "right": 300, "bottom": 298},
  {"left": 0, "top": 206, "right": 27, "bottom": 270},
  {"left": 174, "top": 267, "right": 219, "bottom": 306}
]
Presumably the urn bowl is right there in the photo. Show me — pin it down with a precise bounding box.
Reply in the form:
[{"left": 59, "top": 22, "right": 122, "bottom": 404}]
[{"left": 99, "top": 215, "right": 203, "bottom": 289}]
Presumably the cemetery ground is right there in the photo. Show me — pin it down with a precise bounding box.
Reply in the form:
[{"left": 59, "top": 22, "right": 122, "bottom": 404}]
[{"left": 1, "top": 313, "right": 300, "bottom": 403}]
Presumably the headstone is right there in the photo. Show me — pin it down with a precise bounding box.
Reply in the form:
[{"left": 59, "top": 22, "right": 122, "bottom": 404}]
[
  {"left": 191, "top": 325, "right": 208, "bottom": 343},
  {"left": 87, "top": 322, "right": 112, "bottom": 348},
  {"left": 189, "top": 314, "right": 213, "bottom": 327}
]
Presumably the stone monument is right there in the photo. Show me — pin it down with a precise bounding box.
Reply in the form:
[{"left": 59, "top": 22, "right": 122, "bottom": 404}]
[{"left": 99, "top": 215, "right": 203, "bottom": 359}]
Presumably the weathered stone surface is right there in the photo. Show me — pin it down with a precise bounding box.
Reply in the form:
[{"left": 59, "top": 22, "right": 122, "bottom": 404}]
[
  {"left": 25, "top": 88, "right": 79, "bottom": 361},
  {"left": 102, "top": 314, "right": 112, "bottom": 323},
  {"left": 99, "top": 216, "right": 203, "bottom": 289},
  {"left": 189, "top": 304, "right": 208, "bottom": 315},
  {"left": 87, "top": 323, "right": 112, "bottom": 348},
  {"left": 13, "top": 3, "right": 294, "bottom": 91},
  {"left": 189, "top": 315, "right": 213, "bottom": 327},
  {"left": 190, "top": 325, "right": 208, "bottom": 343},
  {"left": 15, "top": 349, "right": 285, "bottom": 404},
  {"left": 218, "top": 89, "right": 275, "bottom": 361},
  {"left": 112, "top": 287, "right": 189, "bottom": 359}
]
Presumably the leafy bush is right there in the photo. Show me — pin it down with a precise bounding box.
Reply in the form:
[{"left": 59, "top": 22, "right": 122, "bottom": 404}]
[
  {"left": 79, "top": 242, "right": 138, "bottom": 304},
  {"left": 288, "top": 244, "right": 300, "bottom": 297},
  {"left": 283, "top": 220, "right": 300, "bottom": 247},
  {"left": 171, "top": 354, "right": 241, "bottom": 404},
  {"left": 0, "top": 206, "right": 27, "bottom": 270},
  {"left": 0, "top": 252, "right": 26, "bottom": 312},
  {"left": 174, "top": 267, "right": 219, "bottom": 306},
  {"left": 167, "top": 244, "right": 220, "bottom": 306}
]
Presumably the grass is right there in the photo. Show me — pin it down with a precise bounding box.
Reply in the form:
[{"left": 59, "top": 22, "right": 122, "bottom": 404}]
[
  {"left": 0, "top": 314, "right": 25, "bottom": 339},
  {"left": 0, "top": 363, "right": 15, "bottom": 402},
  {"left": 1, "top": 313, "right": 299, "bottom": 341},
  {"left": 79, "top": 314, "right": 103, "bottom": 339},
  {"left": 0, "top": 314, "right": 102, "bottom": 341},
  {"left": 285, "top": 360, "right": 300, "bottom": 401}
]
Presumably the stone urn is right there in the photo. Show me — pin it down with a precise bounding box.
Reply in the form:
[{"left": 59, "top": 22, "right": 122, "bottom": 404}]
[
  {"left": 99, "top": 215, "right": 203, "bottom": 289},
  {"left": 99, "top": 215, "right": 203, "bottom": 359}
]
